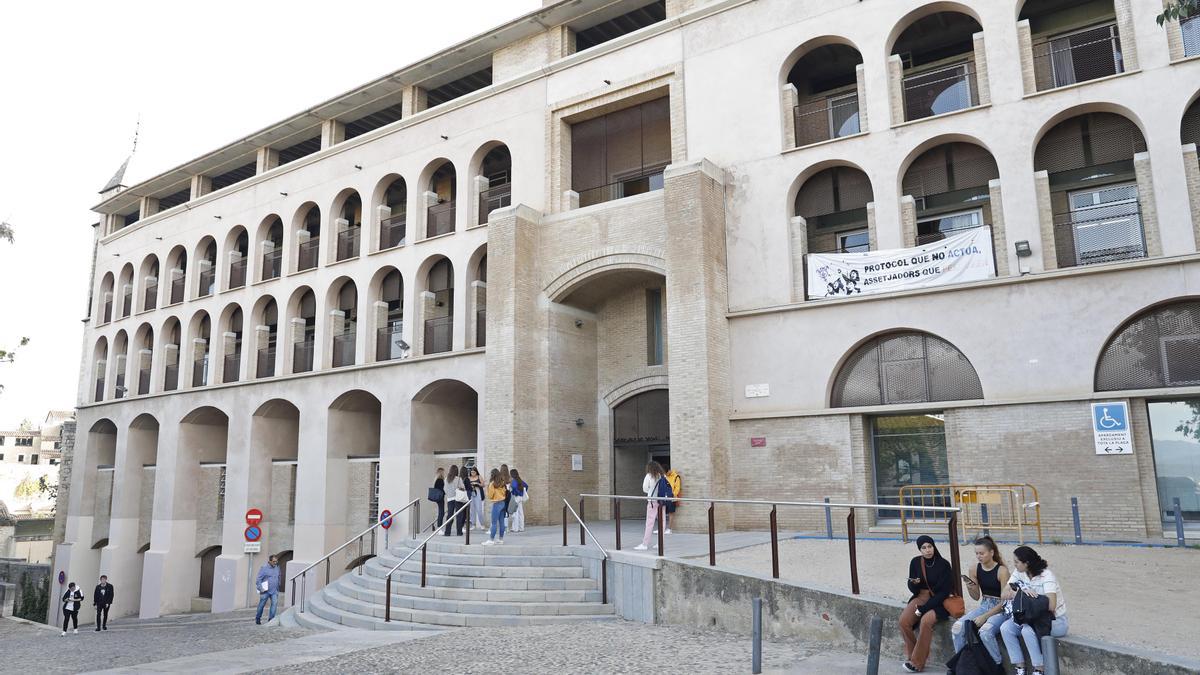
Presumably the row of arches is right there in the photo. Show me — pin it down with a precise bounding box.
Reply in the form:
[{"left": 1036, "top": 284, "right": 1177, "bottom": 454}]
[
  {"left": 95, "top": 144, "right": 510, "bottom": 324},
  {"left": 90, "top": 250, "right": 487, "bottom": 402}
]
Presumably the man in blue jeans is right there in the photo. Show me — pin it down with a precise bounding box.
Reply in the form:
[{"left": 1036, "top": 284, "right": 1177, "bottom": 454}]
[{"left": 254, "top": 555, "right": 281, "bottom": 624}]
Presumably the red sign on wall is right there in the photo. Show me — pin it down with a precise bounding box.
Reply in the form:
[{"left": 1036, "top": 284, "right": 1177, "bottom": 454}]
[
  {"left": 750, "top": 437, "right": 767, "bottom": 448},
  {"left": 245, "top": 508, "right": 264, "bottom": 525}
]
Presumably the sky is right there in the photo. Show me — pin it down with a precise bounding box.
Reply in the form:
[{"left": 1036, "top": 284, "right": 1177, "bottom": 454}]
[{"left": 0, "top": 0, "right": 541, "bottom": 429}]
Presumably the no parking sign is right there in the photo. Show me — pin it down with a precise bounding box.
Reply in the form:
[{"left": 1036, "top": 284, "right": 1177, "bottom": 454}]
[{"left": 379, "top": 509, "right": 393, "bottom": 529}]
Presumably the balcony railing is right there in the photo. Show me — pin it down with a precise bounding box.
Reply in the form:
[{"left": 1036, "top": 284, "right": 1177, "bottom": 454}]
[
  {"left": 257, "top": 346, "right": 276, "bottom": 378},
  {"left": 121, "top": 290, "right": 132, "bottom": 318},
  {"left": 376, "top": 323, "right": 406, "bottom": 361},
  {"left": 478, "top": 183, "right": 512, "bottom": 225},
  {"left": 94, "top": 378, "right": 105, "bottom": 402},
  {"left": 164, "top": 363, "right": 179, "bottom": 391},
  {"left": 424, "top": 316, "right": 453, "bottom": 355},
  {"left": 114, "top": 374, "right": 126, "bottom": 399},
  {"left": 297, "top": 238, "right": 320, "bottom": 272},
  {"left": 144, "top": 282, "right": 157, "bottom": 311},
  {"left": 1184, "top": 14, "right": 1200, "bottom": 58},
  {"left": 427, "top": 201, "right": 456, "bottom": 238},
  {"left": 193, "top": 357, "right": 208, "bottom": 387},
  {"left": 902, "top": 62, "right": 977, "bottom": 122},
  {"left": 138, "top": 368, "right": 150, "bottom": 395},
  {"left": 103, "top": 299, "right": 112, "bottom": 324},
  {"left": 229, "top": 258, "right": 247, "bottom": 289},
  {"left": 293, "top": 339, "right": 314, "bottom": 373},
  {"left": 1032, "top": 24, "right": 1123, "bottom": 92},
  {"left": 199, "top": 269, "right": 215, "bottom": 297},
  {"left": 336, "top": 227, "right": 360, "bottom": 261},
  {"left": 577, "top": 169, "right": 665, "bottom": 209},
  {"left": 224, "top": 352, "right": 240, "bottom": 383},
  {"left": 262, "top": 248, "right": 282, "bottom": 281},
  {"left": 380, "top": 214, "right": 406, "bottom": 250},
  {"left": 793, "top": 94, "right": 860, "bottom": 147},
  {"left": 332, "top": 331, "right": 356, "bottom": 368},
  {"left": 1053, "top": 199, "right": 1145, "bottom": 268},
  {"left": 170, "top": 277, "right": 185, "bottom": 305},
  {"left": 476, "top": 309, "right": 486, "bottom": 348}
]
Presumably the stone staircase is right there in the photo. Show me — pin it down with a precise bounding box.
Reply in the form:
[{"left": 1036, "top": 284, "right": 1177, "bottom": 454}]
[{"left": 279, "top": 538, "right": 615, "bottom": 631}]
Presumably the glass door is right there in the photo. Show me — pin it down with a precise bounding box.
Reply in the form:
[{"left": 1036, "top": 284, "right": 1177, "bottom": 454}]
[
  {"left": 872, "top": 413, "right": 949, "bottom": 519},
  {"left": 1148, "top": 399, "right": 1200, "bottom": 527}
]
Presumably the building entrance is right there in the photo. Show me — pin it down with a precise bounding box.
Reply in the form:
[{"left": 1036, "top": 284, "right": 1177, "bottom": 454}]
[
  {"left": 1148, "top": 399, "right": 1200, "bottom": 527},
  {"left": 871, "top": 413, "right": 948, "bottom": 519},
  {"left": 612, "top": 390, "right": 670, "bottom": 495}
]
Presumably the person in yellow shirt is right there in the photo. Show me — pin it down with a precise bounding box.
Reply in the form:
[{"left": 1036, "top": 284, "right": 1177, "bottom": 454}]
[{"left": 483, "top": 468, "right": 509, "bottom": 545}]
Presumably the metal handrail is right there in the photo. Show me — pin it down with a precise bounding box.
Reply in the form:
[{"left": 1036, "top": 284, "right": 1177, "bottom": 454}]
[
  {"left": 561, "top": 498, "right": 608, "bottom": 604},
  {"left": 578, "top": 492, "right": 961, "bottom": 597},
  {"left": 384, "top": 500, "right": 471, "bottom": 622},
  {"left": 289, "top": 497, "right": 419, "bottom": 613}
]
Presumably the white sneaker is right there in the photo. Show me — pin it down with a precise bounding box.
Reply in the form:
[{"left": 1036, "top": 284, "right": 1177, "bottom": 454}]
[
  {"left": 482, "top": 539, "right": 495, "bottom": 546},
  {"left": 652, "top": 530, "right": 658, "bottom": 535},
  {"left": 73, "top": 629, "right": 78, "bottom": 634},
  {"left": 665, "top": 529, "right": 672, "bottom": 534},
  {"left": 61, "top": 631, "right": 66, "bottom": 637},
  {"left": 496, "top": 539, "right": 504, "bottom": 545},
  {"left": 634, "top": 544, "right": 648, "bottom": 550}
]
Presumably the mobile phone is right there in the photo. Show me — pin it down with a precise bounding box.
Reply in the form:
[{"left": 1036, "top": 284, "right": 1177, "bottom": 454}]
[{"left": 961, "top": 574, "right": 975, "bottom": 585}]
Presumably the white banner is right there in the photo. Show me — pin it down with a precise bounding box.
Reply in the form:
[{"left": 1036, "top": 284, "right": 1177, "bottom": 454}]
[{"left": 806, "top": 227, "right": 995, "bottom": 299}]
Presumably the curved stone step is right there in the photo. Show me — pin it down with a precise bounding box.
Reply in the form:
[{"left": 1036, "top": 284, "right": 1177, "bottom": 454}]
[
  {"left": 364, "top": 563, "right": 600, "bottom": 591},
  {"left": 306, "top": 588, "right": 443, "bottom": 631},
  {"left": 367, "top": 552, "right": 586, "bottom": 579},
  {"left": 334, "top": 576, "right": 612, "bottom": 617},
  {"left": 397, "top": 539, "right": 578, "bottom": 557},
  {"left": 381, "top": 545, "right": 582, "bottom": 568},
  {"left": 347, "top": 571, "right": 603, "bottom": 603}
]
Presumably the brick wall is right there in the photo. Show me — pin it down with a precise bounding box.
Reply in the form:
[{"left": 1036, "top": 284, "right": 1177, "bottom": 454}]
[{"left": 51, "top": 420, "right": 75, "bottom": 546}]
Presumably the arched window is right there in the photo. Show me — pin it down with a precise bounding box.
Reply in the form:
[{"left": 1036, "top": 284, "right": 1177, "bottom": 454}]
[
  {"left": 795, "top": 166, "right": 874, "bottom": 254},
  {"left": 1096, "top": 300, "right": 1200, "bottom": 390},
  {"left": 832, "top": 332, "right": 982, "bottom": 407},
  {"left": 785, "top": 42, "right": 863, "bottom": 147},
  {"left": 891, "top": 10, "right": 984, "bottom": 122}
]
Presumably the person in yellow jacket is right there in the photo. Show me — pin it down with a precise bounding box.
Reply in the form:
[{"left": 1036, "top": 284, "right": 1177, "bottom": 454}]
[
  {"left": 663, "top": 468, "right": 682, "bottom": 534},
  {"left": 483, "top": 468, "right": 509, "bottom": 545}
]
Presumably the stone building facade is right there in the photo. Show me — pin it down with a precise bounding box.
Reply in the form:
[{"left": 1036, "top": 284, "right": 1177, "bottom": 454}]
[{"left": 58, "top": 0, "right": 1200, "bottom": 621}]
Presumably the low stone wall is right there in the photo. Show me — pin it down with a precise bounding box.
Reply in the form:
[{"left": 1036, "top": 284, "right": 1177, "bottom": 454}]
[{"left": 652, "top": 559, "right": 1200, "bottom": 675}]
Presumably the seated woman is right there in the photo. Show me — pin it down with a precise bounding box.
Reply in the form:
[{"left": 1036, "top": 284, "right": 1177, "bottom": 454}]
[
  {"left": 899, "top": 535, "right": 954, "bottom": 673},
  {"left": 999, "top": 546, "right": 1068, "bottom": 675},
  {"left": 952, "top": 535, "right": 1009, "bottom": 666}
]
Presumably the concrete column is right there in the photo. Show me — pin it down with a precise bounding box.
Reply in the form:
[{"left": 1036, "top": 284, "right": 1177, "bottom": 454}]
[
  {"left": 1034, "top": 170, "right": 1056, "bottom": 271},
  {"left": 1184, "top": 145, "right": 1200, "bottom": 251},
  {"left": 662, "top": 160, "right": 732, "bottom": 531},
  {"left": 372, "top": 205, "right": 392, "bottom": 254},
  {"left": 190, "top": 175, "right": 212, "bottom": 200},
  {"left": 139, "top": 421, "right": 183, "bottom": 618},
  {"left": 256, "top": 147, "right": 279, "bottom": 174},
  {"left": 781, "top": 84, "right": 798, "bottom": 149},
  {"left": 401, "top": 86, "right": 427, "bottom": 117},
  {"left": 473, "top": 175, "right": 490, "bottom": 227},
  {"left": 139, "top": 196, "right": 159, "bottom": 220},
  {"left": 138, "top": 349, "right": 153, "bottom": 395},
  {"left": 253, "top": 326, "right": 271, "bottom": 378},
  {"left": 469, "top": 281, "right": 487, "bottom": 348},
  {"left": 416, "top": 291, "right": 435, "bottom": 356},
  {"left": 371, "top": 301, "right": 388, "bottom": 363},
  {"left": 972, "top": 32, "right": 990, "bottom": 106},
  {"left": 286, "top": 318, "right": 306, "bottom": 374},
  {"left": 563, "top": 190, "right": 580, "bottom": 211},
  {"left": 189, "top": 338, "right": 208, "bottom": 388},
  {"left": 325, "top": 310, "right": 346, "bottom": 369},
  {"left": 1133, "top": 152, "right": 1162, "bottom": 257},
  {"left": 987, "top": 180, "right": 1010, "bottom": 277},
  {"left": 377, "top": 393, "right": 414, "bottom": 544},
  {"left": 886, "top": 55, "right": 904, "bottom": 126},
  {"left": 290, "top": 401, "right": 343, "bottom": 597},
  {"left": 854, "top": 64, "right": 868, "bottom": 133},
  {"left": 57, "top": 420, "right": 115, "bottom": 625},
  {"left": 452, "top": 262, "right": 469, "bottom": 353},
  {"left": 101, "top": 419, "right": 158, "bottom": 618},
  {"left": 1016, "top": 20, "right": 1037, "bottom": 95},
  {"left": 421, "top": 191, "right": 439, "bottom": 240},
  {"left": 212, "top": 412, "right": 252, "bottom": 613},
  {"left": 899, "top": 195, "right": 917, "bottom": 248},
  {"left": 788, "top": 215, "right": 807, "bottom": 302},
  {"left": 321, "top": 119, "right": 345, "bottom": 148},
  {"left": 866, "top": 202, "right": 879, "bottom": 250},
  {"left": 1113, "top": 0, "right": 1139, "bottom": 71}
]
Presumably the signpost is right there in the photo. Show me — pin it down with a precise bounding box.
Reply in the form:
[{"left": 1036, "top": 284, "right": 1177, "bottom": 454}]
[
  {"left": 245, "top": 508, "right": 264, "bottom": 526},
  {"left": 380, "top": 509, "right": 393, "bottom": 548},
  {"left": 244, "top": 509, "right": 263, "bottom": 608}
]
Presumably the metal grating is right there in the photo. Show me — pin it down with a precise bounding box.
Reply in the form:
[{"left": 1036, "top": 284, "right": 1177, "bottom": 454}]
[
  {"left": 345, "top": 102, "right": 405, "bottom": 140},
  {"left": 211, "top": 162, "right": 256, "bottom": 191},
  {"left": 278, "top": 136, "right": 321, "bottom": 166},
  {"left": 902, "top": 142, "right": 998, "bottom": 199},
  {"left": 1183, "top": 98, "right": 1200, "bottom": 149},
  {"left": 1096, "top": 300, "right": 1200, "bottom": 390},
  {"left": 795, "top": 166, "right": 873, "bottom": 219},
  {"left": 1034, "top": 112, "right": 1146, "bottom": 176},
  {"left": 426, "top": 67, "right": 493, "bottom": 108},
  {"left": 575, "top": 1, "right": 666, "bottom": 52},
  {"left": 157, "top": 187, "right": 191, "bottom": 211},
  {"left": 832, "top": 332, "right": 983, "bottom": 407}
]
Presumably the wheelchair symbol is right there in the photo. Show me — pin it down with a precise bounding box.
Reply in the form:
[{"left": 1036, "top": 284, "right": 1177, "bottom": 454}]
[{"left": 1097, "top": 407, "right": 1122, "bottom": 430}]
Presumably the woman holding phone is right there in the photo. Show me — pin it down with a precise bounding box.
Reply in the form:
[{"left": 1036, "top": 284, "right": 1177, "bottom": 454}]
[
  {"left": 899, "top": 535, "right": 953, "bottom": 672},
  {"left": 999, "top": 546, "right": 1068, "bottom": 675},
  {"left": 951, "top": 535, "right": 1009, "bottom": 664}
]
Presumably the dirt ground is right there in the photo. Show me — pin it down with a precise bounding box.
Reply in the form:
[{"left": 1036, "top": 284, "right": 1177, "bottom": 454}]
[{"left": 706, "top": 537, "right": 1200, "bottom": 660}]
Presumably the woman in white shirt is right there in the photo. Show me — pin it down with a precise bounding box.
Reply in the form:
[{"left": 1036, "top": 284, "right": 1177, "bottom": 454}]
[
  {"left": 999, "top": 546, "right": 1067, "bottom": 675},
  {"left": 633, "top": 461, "right": 666, "bottom": 551}
]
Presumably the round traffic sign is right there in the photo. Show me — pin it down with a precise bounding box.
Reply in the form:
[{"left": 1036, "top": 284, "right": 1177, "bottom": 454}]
[
  {"left": 244, "top": 525, "right": 262, "bottom": 542},
  {"left": 58, "top": 570, "right": 66, "bottom": 585},
  {"left": 245, "top": 508, "right": 264, "bottom": 525},
  {"left": 379, "top": 509, "right": 393, "bottom": 529}
]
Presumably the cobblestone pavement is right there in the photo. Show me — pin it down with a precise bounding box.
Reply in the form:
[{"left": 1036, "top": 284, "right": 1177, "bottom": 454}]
[
  {"left": 253, "top": 621, "right": 867, "bottom": 674},
  {"left": 0, "top": 609, "right": 316, "bottom": 675}
]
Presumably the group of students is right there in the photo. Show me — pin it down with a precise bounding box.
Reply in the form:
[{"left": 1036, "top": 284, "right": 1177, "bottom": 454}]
[
  {"left": 900, "top": 536, "right": 1067, "bottom": 675},
  {"left": 634, "top": 461, "right": 682, "bottom": 551},
  {"left": 58, "top": 575, "right": 115, "bottom": 636},
  {"left": 431, "top": 463, "right": 529, "bottom": 545}
]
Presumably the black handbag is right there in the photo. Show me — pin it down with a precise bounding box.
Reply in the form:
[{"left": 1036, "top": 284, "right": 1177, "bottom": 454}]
[
  {"left": 946, "top": 620, "right": 1003, "bottom": 675},
  {"left": 427, "top": 487, "right": 444, "bottom": 502}
]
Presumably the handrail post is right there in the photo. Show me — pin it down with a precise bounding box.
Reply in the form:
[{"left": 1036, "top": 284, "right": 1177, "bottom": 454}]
[
  {"left": 291, "top": 575, "right": 296, "bottom": 610},
  {"left": 601, "top": 557, "right": 608, "bottom": 605},
  {"left": 325, "top": 558, "right": 330, "bottom": 586},
  {"left": 657, "top": 503, "right": 665, "bottom": 557},
  {"left": 385, "top": 575, "right": 392, "bottom": 622},
  {"left": 847, "top": 508, "right": 860, "bottom": 595},
  {"left": 301, "top": 572, "right": 306, "bottom": 613},
  {"left": 708, "top": 502, "right": 716, "bottom": 567},
  {"left": 414, "top": 501, "right": 421, "bottom": 539},
  {"left": 562, "top": 505, "right": 568, "bottom": 546},
  {"left": 420, "top": 542, "right": 427, "bottom": 588},
  {"left": 465, "top": 512, "right": 470, "bottom": 545},
  {"left": 614, "top": 498, "right": 622, "bottom": 551},
  {"left": 770, "top": 505, "right": 780, "bottom": 579},
  {"left": 579, "top": 497, "right": 586, "bottom": 546},
  {"left": 948, "top": 513, "right": 962, "bottom": 596}
]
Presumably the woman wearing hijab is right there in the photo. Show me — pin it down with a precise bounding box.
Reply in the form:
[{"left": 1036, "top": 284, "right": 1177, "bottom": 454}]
[{"left": 899, "top": 535, "right": 954, "bottom": 672}]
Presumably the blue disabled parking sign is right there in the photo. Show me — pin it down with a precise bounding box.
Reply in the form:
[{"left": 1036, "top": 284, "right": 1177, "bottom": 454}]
[{"left": 1091, "top": 401, "right": 1133, "bottom": 455}]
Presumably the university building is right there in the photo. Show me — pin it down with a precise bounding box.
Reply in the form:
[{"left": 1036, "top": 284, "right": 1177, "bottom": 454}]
[{"left": 59, "top": 0, "right": 1200, "bottom": 620}]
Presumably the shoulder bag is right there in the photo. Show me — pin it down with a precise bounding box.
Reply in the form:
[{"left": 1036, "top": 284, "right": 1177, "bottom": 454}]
[{"left": 921, "top": 560, "right": 965, "bottom": 619}]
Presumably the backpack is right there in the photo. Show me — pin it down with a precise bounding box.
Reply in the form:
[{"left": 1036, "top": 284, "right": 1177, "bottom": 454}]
[
  {"left": 666, "top": 470, "right": 682, "bottom": 498},
  {"left": 945, "top": 620, "right": 1003, "bottom": 675},
  {"left": 655, "top": 476, "right": 674, "bottom": 507}
]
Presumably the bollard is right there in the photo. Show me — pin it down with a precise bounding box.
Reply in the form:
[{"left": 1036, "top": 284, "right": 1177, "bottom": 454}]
[
  {"left": 866, "top": 615, "right": 883, "bottom": 675},
  {"left": 980, "top": 503, "right": 990, "bottom": 537},
  {"left": 1071, "top": 497, "right": 1082, "bottom": 545},
  {"left": 824, "top": 497, "right": 833, "bottom": 540},
  {"left": 1174, "top": 498, "right": 1186, "bottom": 547},
  {"left": 1041, "top": 635, "right": 1060, "bottom": 675},
  {"left": 751, "top": 597, "right": 763, "bottom": 674}
]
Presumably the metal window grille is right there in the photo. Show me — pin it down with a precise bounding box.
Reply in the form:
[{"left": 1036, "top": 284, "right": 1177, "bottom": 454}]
[
  {"left": 1034, "top": 113, "right": 1146, "bottom": 176},
  {"left": 217, "top": 467, "right": 227, "bottom": 520},
  {"left": 368, "top": 462, "right": 380, "bottom": 525},
  {"left": 336, "top": 227, "right": 360, "bottom": 261},
  {"left": 1184, "top": 13, "right": 1200, "bottom": 58},
  {"left": 380, "top": 214, "right": 406, "bottom": 249},
  {"left": 1096, "top": 300, "right": 1200, "bottom": 391},
  {"left": 831, "top": 332, "right": 983, "bottom": 407},
  {"left": 793, "top": 93, "right": 860, "bottom": 148},
  {"left": 1032, "top": 23, "right": 1123, "bottom": 91},
  {"left": 901, "top": 62, "right": 977, "bottom": 121},
  {"left": 1053, "top": 183, "right": 1145, "bottom": 268}
]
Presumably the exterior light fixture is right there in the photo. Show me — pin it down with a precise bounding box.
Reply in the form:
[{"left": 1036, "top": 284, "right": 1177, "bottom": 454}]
[
  {"left": 1014, "top": 240, "right": 1032, "bottom": 258},
  {"left": 279, "top": 192, "right": 288, "bottom": 197},
  {"left": 574, "top": 319, "right": 584, "bottom": 328},
  {"left": 603, "top": 79, "right": 612, "bottom": 85},
  {"left": 354, "top": 165, "right": 362, "bottom": 170},
  {"left": 213, "top": 215, "right": 222, "bottom": 220},
  {"left": 574, "top": 418, "right": 585, "bottom": 427},
  {"left": 440, "top": 135, "right": 449, "bottom": 140}
]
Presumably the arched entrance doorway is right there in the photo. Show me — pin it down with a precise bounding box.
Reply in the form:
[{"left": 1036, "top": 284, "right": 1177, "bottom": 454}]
[
  {"left": 198, "top": 545, "right": 222, "bottom": 599},
  {"left": 611, "top": 389, "right": 670, "bottom": 495}
]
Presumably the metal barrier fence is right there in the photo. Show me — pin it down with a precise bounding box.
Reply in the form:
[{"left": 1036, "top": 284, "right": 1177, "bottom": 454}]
[{"left": 899, "top": 484, "right": 1042, "bottom": 545}]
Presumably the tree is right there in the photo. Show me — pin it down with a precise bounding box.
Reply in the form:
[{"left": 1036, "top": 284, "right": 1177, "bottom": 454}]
[
  {"left": 1159, "top": 0, "right": 1199, "bottom": 24},
  {"left": 0, "top": 221, "right": 12, "bottom": 244},
  {"left": 37, "top": 475, "right": 58, "bottom": 516},
  {"left": 15, "top": 572, "right": 49, "bottom": 623},
  {"left": 14, "top": 474, "right": 39, "bottom": 499},
  {"left": 0, "top": 336, "right": 30, "bottom": 394}
]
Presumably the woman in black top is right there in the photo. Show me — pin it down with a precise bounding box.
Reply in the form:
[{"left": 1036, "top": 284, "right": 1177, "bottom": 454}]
[
  {"left": 953, "top": 535, "right": 1009, "bottom": 664},
  {"left": 899, "top": 535, "right": 953, "bottom": 672}
]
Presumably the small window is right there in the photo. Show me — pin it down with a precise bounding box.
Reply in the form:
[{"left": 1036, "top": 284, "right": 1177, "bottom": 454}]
[
  {"left": 646, "top": 289, "right": 664, "bottom": 366},
  {"left": 916, "top": 208, "right": 983, "bottom": 245},
  {"left": 30, "top": 454, "right": 38, "bottom": 465},
  {"left": 18, "top": 455, "right": 24, "bottom": 463},
  {"left": 368, "top": 462, "right": 381, "bottom": 525},
  {"left": 837, "top": 230, "right": 870, "bottom": 253}
]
